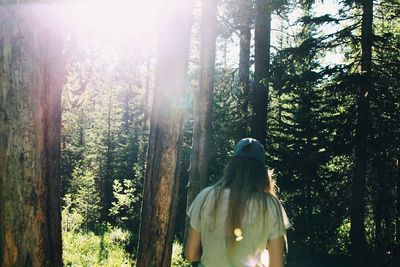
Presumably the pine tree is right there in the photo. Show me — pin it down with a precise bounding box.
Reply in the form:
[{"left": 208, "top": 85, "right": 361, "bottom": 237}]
[
  {"left": 0, "top": 6, "right": 64, "bottom": 266},
  {"left": 186, "top": 0, "right": 218, "bottom": 241},
  {"left": 74, "top": 169, "right": 101, "bottom": 232},
  {"left": 136, "top": 1, "right": 195, "bottom": 265}
]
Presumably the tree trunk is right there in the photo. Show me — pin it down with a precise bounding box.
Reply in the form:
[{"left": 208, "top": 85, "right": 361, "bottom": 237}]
[
  {"left": 397, "top": 158, "right": 400, "bottom": 244},
  {"left": 236, "top": 0, "right": 252, "bottom": 141},
  {"left": 143, "top": 54, "right": 152, "bottom": 131},
  {"left": 250, "top": 0, "right": 271, "bottom": 147},
  {"left": 139, "top": 54, "right": 152, "bottom": 165},
  {"left": 0, "top": 4, "right": 64, "bottom": 267},
  {"left": 136, "top": 1, "right": 194, "bottom": 266},
  {"left": 101, "top": 92, "right": 114, "bottom": 222},
  {"left": 350, "top": 0, "right": 373, "bottom": 262},
  {"left": 373, "top": 154, "right": 384, "bottom": 254},
  {"left": 185, "top": 0, "right": 218, "bottom": 241}
]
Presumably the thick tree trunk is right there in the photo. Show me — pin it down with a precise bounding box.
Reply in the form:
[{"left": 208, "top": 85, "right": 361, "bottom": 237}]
[
  {"left": 0, "top": 4, "right": 64, "bottom": 267},
  {"left": 236, "top": 0, "right": 252, "bottom": 141},
  {"left": 136, "top": 1, "right": 194, "bottom": 266},
  {"left": 185, "top": 0, "right": 218, "bottom": 241},
  {"left": 250, "top": 0, "right": 271, "bottom": 147},
  {"left": 350, "top": 0, "right": 373, "bottom": 262}
]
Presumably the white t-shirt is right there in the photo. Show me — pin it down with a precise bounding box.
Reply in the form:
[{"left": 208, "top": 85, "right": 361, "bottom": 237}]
[{"left": 187, "top": 186, "right": 290, "bottom": 267}]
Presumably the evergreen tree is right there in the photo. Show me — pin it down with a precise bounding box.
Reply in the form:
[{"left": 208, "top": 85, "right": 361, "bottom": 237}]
[
  {"left": 74, "top": 169, "right": 101, "bottom": 232},
  {"left": 136, "top": 0, "right": 195, "bottom": 265},
  {"left": 0, "top": 6, "right": 64, "bottom": 266},
  {"left": 269, "top": 6, "right": 351, "bottom": 252}
]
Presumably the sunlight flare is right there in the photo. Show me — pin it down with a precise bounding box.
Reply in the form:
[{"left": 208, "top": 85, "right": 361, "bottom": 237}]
[{"left": 71, "top": 0, "right": 159, "bottom": 35}]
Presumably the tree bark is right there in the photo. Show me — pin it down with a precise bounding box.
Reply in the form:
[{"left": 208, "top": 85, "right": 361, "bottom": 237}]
[
  {"left": 350, "top": 0, "right": 373, "bottom": 262},
  {"left": 185, "top": 0, "right": 218, "bottom": 241},
  {"left": 397, "top": 158, "right": 400, "bottom": 245},
  {"left": 140, "top": 54, "right": 152, "bottom": 162},
  {"left": 373, "top": 154, "right": 384, "bottom": 254},
  {"left": 0, "top": 4, "right": 64, "bottom": 267},
  {"left": 136, "top": 1, "right": 194, "bottom": 266},
  {"left": 250, "top": 0, "right": 271, "bottom": 147},
  {"left": 236, "top": 0, "right": 252, "bottom": 141},
  {"left": 101, "top": 92, "right": 114, "bottom": 222}
]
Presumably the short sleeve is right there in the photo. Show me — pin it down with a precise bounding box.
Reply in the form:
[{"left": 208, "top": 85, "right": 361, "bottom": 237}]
[
  {"left": 267, "top": 198, "right": 290, "bottom": 241},
  {"left": 187, "top": 187, "right": 212, "bottom": 232}
]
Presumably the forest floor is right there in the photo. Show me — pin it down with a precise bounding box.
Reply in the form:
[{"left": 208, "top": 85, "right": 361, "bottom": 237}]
[
  {"left": 63, "top": 231, "right": 398, "bottom": 267},
  {"left": 62, "top": 230, "right": 190, "bottom": 266}
]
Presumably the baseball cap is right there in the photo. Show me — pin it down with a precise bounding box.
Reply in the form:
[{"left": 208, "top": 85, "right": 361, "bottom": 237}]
[{"left": 233, "top": 138, "right": 265, "bottom": 162}]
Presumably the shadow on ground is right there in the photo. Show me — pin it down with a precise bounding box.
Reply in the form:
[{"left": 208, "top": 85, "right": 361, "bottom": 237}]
[{"left": 286, "top": 251, "right": 399, "bottom": 267}]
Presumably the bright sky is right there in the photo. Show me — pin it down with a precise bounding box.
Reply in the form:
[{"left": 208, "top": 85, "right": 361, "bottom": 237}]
[
  {"left": 314, "top": 0, "right": 345, "bottom": 65},
  {"left": 270, "top": 0, "right": 344, "bottom": 66},
  {"left": 217, "top": 0, "right": 345, "bottom": 68}
]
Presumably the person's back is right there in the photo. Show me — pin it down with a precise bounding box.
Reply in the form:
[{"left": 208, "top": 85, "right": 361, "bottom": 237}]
[
  {"left": 187, "top": 186, "right": 289, "bottom": 267},
  {"left": 185, "top": 138, "right": 290, "bottom": 267}
]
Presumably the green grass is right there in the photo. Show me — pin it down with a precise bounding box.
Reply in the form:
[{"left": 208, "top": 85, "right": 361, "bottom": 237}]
[
  {"left": 63, "top": 229, "right": 190, "bottom": 267},
  {"left": 63, "top": 229, "right": 134, "bottom": 267}
]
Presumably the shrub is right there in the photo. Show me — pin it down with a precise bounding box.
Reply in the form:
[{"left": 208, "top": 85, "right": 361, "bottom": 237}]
[{"left": 171, "top": 240, "right": 191, "bottom": 267}]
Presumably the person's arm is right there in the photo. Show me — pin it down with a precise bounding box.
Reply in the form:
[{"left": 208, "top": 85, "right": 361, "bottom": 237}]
[
  {"left": 185, "top": 226, "right": 202, "bottom": 262},
  {"left": 267, "top": 235, "right": 284, "bottom": 267}
]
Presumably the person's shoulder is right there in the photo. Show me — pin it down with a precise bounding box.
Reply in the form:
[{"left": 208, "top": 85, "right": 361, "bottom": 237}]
[
  {"left": 194, "top": 186, "right": 216, "bottom": 201},
  {"left": 197, "top": 186, "right": 214, "bottom": 196},
  {"left": 258, "top": 192, "right": 285, "bottom": 213},
  {"left": 260, "top": 191, "right": 281, "bottom": 203},
  {"left": 261, "top": 192, "right": 291, "bottom": 229}
]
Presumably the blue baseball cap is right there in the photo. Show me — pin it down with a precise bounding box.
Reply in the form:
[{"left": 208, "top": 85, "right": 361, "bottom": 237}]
[{"left": 233, "top": 138, "right": 265, "bottom": 162}]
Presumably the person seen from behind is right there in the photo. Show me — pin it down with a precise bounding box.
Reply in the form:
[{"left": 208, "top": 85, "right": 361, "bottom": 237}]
[{"left": 185, "top": 138, "right": 290, "bottom": 267}]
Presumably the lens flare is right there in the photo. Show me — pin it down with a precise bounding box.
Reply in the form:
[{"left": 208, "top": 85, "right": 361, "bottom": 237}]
[{"left": 234, "top": 228, "right": 243, "bottom": 241}]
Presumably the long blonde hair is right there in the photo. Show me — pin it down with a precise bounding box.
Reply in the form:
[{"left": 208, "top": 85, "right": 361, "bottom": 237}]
[{"left": 209, "top": 156, "right": 285, "bottom": 250}]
